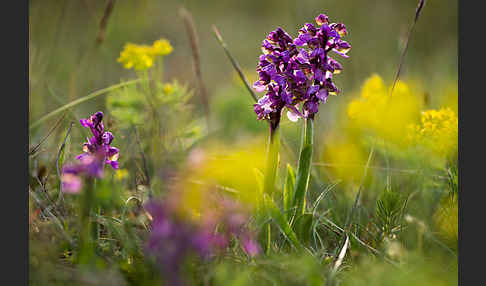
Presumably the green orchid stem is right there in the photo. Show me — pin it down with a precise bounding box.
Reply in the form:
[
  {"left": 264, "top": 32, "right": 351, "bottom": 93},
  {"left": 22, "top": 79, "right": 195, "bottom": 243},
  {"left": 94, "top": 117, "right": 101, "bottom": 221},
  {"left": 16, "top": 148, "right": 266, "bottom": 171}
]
[
  {"left": 263, "top": 114, "right": 281, "bottom": 255},
  {"left": 292, "top": 118, "right": 314, "bottom": 219},
  {"left": 78, "top": 179, "right": 95, "bottom": 265},
  {"left": 263, "top": 115, "right": 281, "bottom": 197}
]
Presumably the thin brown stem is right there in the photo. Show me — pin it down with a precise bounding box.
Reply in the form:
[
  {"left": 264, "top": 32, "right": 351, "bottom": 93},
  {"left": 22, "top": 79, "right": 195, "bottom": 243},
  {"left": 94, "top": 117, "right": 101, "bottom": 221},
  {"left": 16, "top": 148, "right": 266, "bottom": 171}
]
[
  {"left": 212, "top": 25, "right": 258, "bottom": 103},
  {"left": 180, "top": 7, "right": 210, "bottom": 129},
  {"left": 96, "top": 0, "right": 116, "bottom": 46},
  {"left": 390, "top": 0, "right": 426, "bottom": 97}
]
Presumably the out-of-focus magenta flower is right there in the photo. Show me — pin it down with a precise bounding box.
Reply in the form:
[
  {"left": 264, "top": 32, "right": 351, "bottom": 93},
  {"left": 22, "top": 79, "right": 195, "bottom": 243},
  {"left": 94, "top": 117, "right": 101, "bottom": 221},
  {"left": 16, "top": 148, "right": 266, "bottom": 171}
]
[
  {"left": 60, "top": 173, "right": 82, "bottom": 194},
  {"left": 144, "top": 195, "right": 260, "bottom": 285},
  {"left": 144, "top": 200, "right": 219, "bottom": 286},
  {"left": 61, "top": 152, "right": 105, "bottom": 193},
  {"left": 253, "top": 13, "right": 351, "bottom": 121},
  {"left": 241, "top": 234, "right": 261, "bottom": 257}
]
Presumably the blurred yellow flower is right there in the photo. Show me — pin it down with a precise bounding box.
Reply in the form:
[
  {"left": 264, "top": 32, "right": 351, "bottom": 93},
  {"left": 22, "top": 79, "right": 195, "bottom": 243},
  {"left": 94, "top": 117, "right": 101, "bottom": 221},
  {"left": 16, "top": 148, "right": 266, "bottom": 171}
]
[
  {"left": 162, "top": 83, "right": 174, "bottom": 94},
  {"left": 117, "top": 38, "right": 173, "bottom": 71},
  {"left": 347, "top": 74, "right": 422, "bottom": 147},
  {"left": 407, "top": 108, "right": 458, "bottom": 158},
  {"left": 170, "top": 139, "right": 267, "bottom": 220},
  {"left": 118, "top": 43, "right": 154, "bottom": 70},
  {"left": 440, "top": 83, "right": 458, "bottom": 114},
  {"left": 114, "top": 168, "right": 129, "bottom": 181},
  {"left": 321, "top": 131, "right": 369, "bottom": 188}
]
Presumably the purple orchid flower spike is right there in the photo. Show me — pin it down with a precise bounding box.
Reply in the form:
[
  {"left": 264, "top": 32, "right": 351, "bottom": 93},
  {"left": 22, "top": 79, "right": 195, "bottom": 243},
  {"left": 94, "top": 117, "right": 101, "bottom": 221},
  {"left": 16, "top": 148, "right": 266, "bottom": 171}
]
[
  {"left": 61, "top": 111, "right": 119, "bottom": 194},
  {"left": 253, "top": 13, "right": 351, "bottom": 121},
  {"left": 78, "top": 111, "right": 119, "bottom": 170}
]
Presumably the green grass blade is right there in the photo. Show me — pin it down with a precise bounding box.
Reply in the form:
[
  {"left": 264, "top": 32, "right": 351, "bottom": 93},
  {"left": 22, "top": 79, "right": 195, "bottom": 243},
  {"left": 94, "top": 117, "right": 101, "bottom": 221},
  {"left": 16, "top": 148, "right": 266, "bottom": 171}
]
[
  {"left": 345, "top": 146, "right": 375, "bottom": 232},
  {"left": 312, "top": 181, "right": 340, "bottom": 217},
  {"left": 212, "top": 25, "right": 258, "bottom": 103},
  {"left": 56, "top": 122, "right": 73, "bottom": 205},
  {"left": 283, "top": 163, "right": 296, "bottom": 220},
  {"left": 30, "top": 79, "right": 144, "bottom": 130},
  {"left": 263, "top": 194, "right": 301, "bottom": 250}
]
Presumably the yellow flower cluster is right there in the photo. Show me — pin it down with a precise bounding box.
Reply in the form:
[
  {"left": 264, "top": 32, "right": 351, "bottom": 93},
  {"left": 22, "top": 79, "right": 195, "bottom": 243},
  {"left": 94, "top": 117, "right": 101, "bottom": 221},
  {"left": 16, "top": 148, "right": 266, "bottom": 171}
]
[
  {"left": 347, "top": 74, "right": 422, "bottom": 146},
  {"left": 407, "top": 108, "right": 458, "bottom": 157},
  {"left": 117, "top": 38, "right": 173, "bottom": 70}
]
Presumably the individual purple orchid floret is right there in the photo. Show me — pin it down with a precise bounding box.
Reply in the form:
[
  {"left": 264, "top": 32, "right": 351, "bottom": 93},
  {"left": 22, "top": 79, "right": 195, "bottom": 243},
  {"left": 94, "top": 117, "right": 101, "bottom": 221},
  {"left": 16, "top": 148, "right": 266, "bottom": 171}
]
[
  {"left": 253, "top": 13, "right": 351, "bottom": 121},
  {"left": 78, "top": 111, "right": 119, "bottom": 169}
]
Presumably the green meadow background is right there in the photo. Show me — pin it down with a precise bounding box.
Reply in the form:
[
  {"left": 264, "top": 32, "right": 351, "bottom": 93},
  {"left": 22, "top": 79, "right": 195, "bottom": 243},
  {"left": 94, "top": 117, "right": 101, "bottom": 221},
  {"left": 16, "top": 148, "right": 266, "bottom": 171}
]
[{"left": 30, "top": 0, "right": 457, "bottom": 136}]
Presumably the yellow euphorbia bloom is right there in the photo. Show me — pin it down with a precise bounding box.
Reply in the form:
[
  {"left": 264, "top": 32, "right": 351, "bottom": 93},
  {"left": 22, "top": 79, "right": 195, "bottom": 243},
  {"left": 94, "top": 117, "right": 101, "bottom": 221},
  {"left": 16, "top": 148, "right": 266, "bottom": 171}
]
[
  {"left": 117, "top": 38, "right": 173, "bottom": 71},
  {"left": 170, "top": 139, "right": 267, "bottom": 220},
  {"left": 321, "top": 130, "right": 369, "bottom": 188},
  {"left": 347, "top": 74, "right": 422, "bottom": 147},
  {"left": 407, "top": 108, "right": 458, "bottom": 158}
]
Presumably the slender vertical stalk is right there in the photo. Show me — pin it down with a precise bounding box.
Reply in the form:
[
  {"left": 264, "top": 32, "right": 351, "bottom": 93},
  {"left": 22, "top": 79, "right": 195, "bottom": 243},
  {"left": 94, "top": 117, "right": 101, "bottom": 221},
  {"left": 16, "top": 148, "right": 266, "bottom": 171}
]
[
  {"left": 78, "top": 179, "right": 95, "bottom": 264},
  {"left": 262, "top": 114, "right": 281, "bottom": 254},
  {"left": 263, "top": 115, "right": 281, "bottom": 197},
  {"left": 157, "top": 57, "right": 164, "bottom": 83},
  {"left": 266, "top": 223, "right": 272, "bottom": 255},
  {"left": 211, "top": 25, "right": 258, "bottom": 103},
  {"left": 140, "top": 70, "right": 162, "bottom": 164},
  {"left": 95, "top": 0, "right": 116, "bottom": 46},
  {"left": 292, "top": 118, "right": 314, "bottom": 218},
  {"left": 180, "top": 7, "right": 210, "bottom": 130}
]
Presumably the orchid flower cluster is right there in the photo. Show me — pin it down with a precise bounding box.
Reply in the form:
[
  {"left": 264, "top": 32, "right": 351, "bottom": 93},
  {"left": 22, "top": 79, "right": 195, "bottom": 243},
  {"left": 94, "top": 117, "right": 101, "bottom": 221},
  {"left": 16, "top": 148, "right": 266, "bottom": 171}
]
[
  {"left": 61, "top": 111, "right": 119, "bottom": 193},
  {"left": 253, "top": 13, "right": 351, "bottom": 122},
  {"left": 145, "top": 196, "right": 260, "bottom": 286}
]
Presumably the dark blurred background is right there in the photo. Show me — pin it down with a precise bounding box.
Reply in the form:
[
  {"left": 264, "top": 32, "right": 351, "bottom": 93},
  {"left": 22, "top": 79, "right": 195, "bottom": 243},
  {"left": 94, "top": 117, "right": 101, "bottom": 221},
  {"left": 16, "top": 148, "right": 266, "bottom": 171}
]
[{"left": 29, "top": 0, "right": 457, "bottom": 142}]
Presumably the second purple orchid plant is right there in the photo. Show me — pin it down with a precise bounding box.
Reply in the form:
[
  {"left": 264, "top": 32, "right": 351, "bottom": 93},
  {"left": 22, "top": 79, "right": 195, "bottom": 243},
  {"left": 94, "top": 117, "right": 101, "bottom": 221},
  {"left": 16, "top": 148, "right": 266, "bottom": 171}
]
[
  {"left": 254, "top": 14, "right": 350, "bottom": 234},
  {"left": 60, "top": 111, "right": 119, "bottom": 264},
  {"left": 61, "top": 111, "right": 119, "bottom": 194}
]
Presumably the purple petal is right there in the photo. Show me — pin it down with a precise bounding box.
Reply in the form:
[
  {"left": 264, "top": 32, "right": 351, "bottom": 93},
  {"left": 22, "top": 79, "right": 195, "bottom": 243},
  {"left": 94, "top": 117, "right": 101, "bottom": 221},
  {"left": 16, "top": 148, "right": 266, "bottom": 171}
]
[
  {"left": 315, "top": 14, "right": 329, "bottom": 26},
  {"left": 306, "top": 85, "right": 320, "bottom": 97},
  {"left": 102, "top": 132, "right": 114, "bottom": 145},
  {"left": 79, "top": 118, "right": 92, "bottom": 128},
  {"left": 109, "top": 160, "right": 119, "bottom": 170},
  {"left": 316, "top": 88, "right": 329, "bottom": 102}
]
